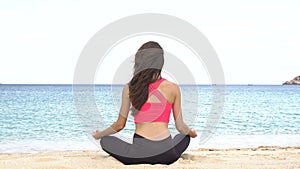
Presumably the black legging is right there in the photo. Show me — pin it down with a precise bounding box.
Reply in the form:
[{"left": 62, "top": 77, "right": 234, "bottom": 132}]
[{"left": 100, "top": 133, "right": 190, "bottom": 165}]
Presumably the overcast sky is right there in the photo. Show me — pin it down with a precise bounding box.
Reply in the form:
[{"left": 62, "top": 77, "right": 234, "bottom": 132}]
[{"left": 0, "top": 0, "right": 299, "bottom": 84}]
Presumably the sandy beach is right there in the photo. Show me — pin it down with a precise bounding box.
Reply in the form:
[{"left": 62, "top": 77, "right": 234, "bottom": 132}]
[{"left": 1, "top": 146, "right": 299, "bottom": 169}]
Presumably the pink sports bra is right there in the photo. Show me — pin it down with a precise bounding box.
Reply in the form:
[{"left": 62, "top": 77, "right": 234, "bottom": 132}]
[{"left": 134, "top": 78, "right": 173, "bottom": 124}]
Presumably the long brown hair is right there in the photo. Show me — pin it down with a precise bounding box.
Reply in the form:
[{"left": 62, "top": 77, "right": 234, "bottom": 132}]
[{"left": 129, "top": 41, "right": 164, "bottom": 115}]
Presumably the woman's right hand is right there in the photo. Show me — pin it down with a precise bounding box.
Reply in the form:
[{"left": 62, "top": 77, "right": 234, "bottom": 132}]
[{"left": 189, "top": 128, "right": 197, "bottom": 138}]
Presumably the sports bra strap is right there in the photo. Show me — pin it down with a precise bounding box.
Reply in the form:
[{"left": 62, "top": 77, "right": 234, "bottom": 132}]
[{"left": 149, "top": 78, "right": 165, "bottom": 91}]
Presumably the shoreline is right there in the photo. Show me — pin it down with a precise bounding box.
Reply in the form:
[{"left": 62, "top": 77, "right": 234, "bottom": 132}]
[
  {"left": 1, "top": 146, "right": 300, "bottom": 169},
  {"left": 2, "top": 134, "right": 300, "bottom": 154}
]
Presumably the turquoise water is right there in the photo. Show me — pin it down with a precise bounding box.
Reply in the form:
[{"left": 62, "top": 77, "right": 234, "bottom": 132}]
[{"left": 1, "top": 84, "right": 300, "bottom": 153}]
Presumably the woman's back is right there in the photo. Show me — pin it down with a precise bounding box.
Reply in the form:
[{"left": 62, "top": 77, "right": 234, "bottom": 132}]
[{"left": 134, "top": 79, "right": 177, "bottom": 140}]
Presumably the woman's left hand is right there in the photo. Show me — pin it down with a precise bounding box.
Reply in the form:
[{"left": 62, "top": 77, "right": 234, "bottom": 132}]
[{"left": 92, "top": 130, "right": 102, "bottom": 140}]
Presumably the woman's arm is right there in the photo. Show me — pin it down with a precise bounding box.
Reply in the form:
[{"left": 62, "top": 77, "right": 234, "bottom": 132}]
[
  {"left": 172, "top": 84, "right": 197, "bottom": 138},
  {"left": 92, "top": 84, "right": 130, "bottom": 139}
]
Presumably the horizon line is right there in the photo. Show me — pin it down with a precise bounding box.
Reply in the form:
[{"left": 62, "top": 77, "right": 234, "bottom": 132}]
[{"left": 0, "top": 83, "right": 288, "bottom": 86}]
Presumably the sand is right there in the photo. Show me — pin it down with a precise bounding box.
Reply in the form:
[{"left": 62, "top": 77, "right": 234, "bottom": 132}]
[{"left": 1, "top": 146, "right": 300, "bottom": 169}]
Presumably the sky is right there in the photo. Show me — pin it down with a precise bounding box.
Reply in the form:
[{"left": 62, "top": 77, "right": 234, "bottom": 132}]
[{"left": 0, "top": 0, "right": 299, "bottom": 84}]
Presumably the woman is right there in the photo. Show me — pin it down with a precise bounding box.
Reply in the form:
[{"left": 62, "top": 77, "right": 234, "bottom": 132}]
[{"left": 92, "top": 41, "right": 197, "bottom": 165}]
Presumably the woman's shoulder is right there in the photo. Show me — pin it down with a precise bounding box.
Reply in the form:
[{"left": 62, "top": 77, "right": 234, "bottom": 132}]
[
  {"left": 122, "top": 84, "right": 130, "bottom": 95},
  {"left": 124, "top": 83, "right": 129, "bottom": 88},
  {"left": 161, "top": 79, "right": 180, "bottom": 91},
  {"left": 160, "top": 79, "right": 180, "bottom": 103}
]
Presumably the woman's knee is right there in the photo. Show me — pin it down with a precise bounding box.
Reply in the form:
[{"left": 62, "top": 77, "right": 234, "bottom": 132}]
[
  {"left": 180, "top": 134, "right": 190, "bottom": 146},
  {"left": 173, "top": 134, "right": 190, "bottom": 154},
  {"left": 100, "top": 136, "right": 114, "bottom": 147},
  {"left": 185, "top": 134, "right": 190, "bottom": 143},
  {"left": 174, "top": 134, "right": 190, "bottom": 142}
]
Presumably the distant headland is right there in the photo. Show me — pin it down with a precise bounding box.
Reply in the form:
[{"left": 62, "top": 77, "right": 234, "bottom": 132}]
[{"left": 283, "top": 76, "right": 300, "bottom": 85}]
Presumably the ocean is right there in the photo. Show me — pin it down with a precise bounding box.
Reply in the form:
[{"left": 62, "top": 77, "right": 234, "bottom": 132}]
[{"left": 1, "top": 84, "right": 300, "bottom": 153}]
